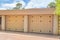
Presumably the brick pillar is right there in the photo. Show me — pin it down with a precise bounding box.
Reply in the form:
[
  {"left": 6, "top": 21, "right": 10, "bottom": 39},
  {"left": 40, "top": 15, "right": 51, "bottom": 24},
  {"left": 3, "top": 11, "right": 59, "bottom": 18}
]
[
  {"left": 1, "top": 16, "right": 5, "bottom": 31},
  {"left": 24, "top": 15, "right": 28, "bottom": 32},
  {"left": 53, "top": 15, "right": 58, "bottom": 35}
]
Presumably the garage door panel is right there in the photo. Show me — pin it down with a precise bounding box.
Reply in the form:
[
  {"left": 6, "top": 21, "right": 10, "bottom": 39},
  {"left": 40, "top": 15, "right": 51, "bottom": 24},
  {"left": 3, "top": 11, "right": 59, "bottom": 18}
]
[
  {"left": 6, "top": 16, "right": 24, "bottom": 31},
  {"left": 29, "top": 15, "right": 53, "bottom": 34}
]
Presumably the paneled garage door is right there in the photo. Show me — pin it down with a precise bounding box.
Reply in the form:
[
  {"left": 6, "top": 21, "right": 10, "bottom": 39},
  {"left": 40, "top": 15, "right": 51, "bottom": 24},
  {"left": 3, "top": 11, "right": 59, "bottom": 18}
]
[
  {"left": 28, "top": 15, "right": 53, "bottom": 34},
  {"left": 6, "top": 16, "right": 24, "bottom": 32},
  {"left": 58, "top": 16, "right": 60, "bottom": 35}
]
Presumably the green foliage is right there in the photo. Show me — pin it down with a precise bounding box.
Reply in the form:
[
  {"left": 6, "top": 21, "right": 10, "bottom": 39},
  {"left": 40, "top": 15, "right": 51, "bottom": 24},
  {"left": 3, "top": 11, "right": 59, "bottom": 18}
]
[
  {"left": 48, "top": 2, "right": 56, "bottom": 8},
  {"left": 7, "top": 3, "right": 25, "bottom": 10},
  {"left": 56, "top": 0, "right": 60, "bottom": 15},
  {"left": 13, "top": 3, "right": 22, "bottom": 10}
]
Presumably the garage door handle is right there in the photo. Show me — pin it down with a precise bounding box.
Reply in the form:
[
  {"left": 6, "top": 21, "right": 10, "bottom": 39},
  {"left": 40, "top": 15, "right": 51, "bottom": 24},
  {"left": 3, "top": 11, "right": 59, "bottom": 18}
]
[
  {"left": 49, "top": 30, "right": 51, "bottom": 32},
  {"left": 40, "top": 30, "right": 41, "bottom": 32},
  {"left": 32, "top": 30, "right": 33, "bottom": 32}
]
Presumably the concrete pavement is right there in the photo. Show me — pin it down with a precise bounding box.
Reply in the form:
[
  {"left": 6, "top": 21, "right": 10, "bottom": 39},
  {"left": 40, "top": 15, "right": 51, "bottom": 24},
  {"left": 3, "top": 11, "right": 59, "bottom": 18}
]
[{"left": 0, "top": 32, "right": 59, "bottom": 40}]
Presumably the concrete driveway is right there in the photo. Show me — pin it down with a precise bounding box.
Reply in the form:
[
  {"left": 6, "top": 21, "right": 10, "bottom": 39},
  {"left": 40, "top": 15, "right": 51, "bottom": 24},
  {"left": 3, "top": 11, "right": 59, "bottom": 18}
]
[{"left": 0, "top": 32, "right": 59, "bottom": 40}]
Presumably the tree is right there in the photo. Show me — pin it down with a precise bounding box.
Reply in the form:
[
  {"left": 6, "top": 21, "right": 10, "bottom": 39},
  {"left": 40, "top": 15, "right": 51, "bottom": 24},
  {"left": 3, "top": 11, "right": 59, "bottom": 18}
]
[
  {"left": 48, "top": 2, "right": 56, "bottom": 8},
  {"left": 56, "top": 0, "right": 60, "bottom": 15},
  {"left": 13, "top": 3, "right": 22, "bottom": 10},
  {"left": 7, "top": 2, "right": 25, "bottom": 10}
]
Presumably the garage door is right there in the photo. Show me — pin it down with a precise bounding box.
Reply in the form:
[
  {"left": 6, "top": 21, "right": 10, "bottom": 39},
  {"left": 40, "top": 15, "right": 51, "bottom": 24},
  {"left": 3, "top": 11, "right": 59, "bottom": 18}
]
[
  {"left": 58, "top": 16, "right": 60, "bottom": 35},
  {"left": 0, "top": 17, "right": 2, "bottom": 30},
  {"left": 6, "top": 16, "right": 24, "bottom": 32},
  {"left": 28, "top": 15, "right": 53, "bottom": 34}
]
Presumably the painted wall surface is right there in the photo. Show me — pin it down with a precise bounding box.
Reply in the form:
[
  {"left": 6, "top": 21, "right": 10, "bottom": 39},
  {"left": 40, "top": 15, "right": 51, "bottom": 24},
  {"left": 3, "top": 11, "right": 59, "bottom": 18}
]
[
  {"left": 5, "top": 16, "right": 24, "bottom": 31},
  {"left": 28, "top": 15, "right": 53, "bottom": 34}
]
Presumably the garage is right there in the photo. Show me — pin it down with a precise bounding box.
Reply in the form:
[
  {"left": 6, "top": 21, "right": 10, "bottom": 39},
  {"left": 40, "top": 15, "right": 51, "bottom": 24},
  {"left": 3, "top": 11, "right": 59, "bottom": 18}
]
[
  {"left": 5, "top": 15, "right": 24, "bottom": 32},
  {"left": 28, "top": 15, "right": 53, "bottom": 34}
]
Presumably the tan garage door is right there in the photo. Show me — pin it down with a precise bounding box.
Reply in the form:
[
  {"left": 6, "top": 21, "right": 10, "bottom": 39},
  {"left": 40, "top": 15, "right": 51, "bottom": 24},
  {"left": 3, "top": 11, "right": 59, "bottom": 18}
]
[
  {"left": 29, "top": 15, "right": 53, "bottom": 34},
  {"left": 6, "top": 16, "right": 24, "bottom": 32},
  {"left": 58, "top": 16, "right": 60, "bottom": 35},
  {"left": 0, "top": 17, "right": 2, "bottom": 30}
]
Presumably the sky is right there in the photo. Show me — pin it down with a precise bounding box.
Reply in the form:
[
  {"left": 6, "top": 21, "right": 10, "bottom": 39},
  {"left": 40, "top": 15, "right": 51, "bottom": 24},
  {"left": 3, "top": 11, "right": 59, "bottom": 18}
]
[{"left": 0, "top": 0, "right": 55, "bottom": 10}]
